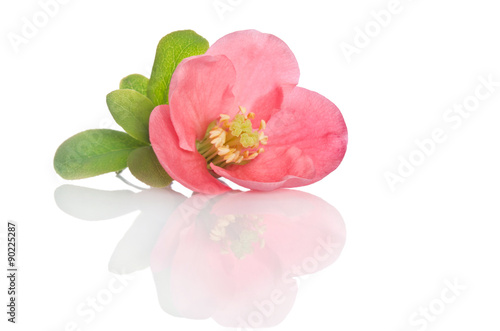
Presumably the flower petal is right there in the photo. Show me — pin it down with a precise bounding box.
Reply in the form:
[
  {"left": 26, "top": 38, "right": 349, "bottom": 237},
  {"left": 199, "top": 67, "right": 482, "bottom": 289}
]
[
  {"left": 211, "top": 87, "right": 347, "bottom": 191},
  {"left": 168, "top": 55, "right": 238, "bottom": 151},
  {"left": 206, "top": 30, "right": 300, "bottom": 123},
  {"left": 150, "top": 105, "right": 232, "bottom": 194}
]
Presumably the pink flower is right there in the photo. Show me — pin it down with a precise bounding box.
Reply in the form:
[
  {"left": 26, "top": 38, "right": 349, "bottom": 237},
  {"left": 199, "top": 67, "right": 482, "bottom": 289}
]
[{"left": 150, "top": 30, "right": 347, "bottom": 194}]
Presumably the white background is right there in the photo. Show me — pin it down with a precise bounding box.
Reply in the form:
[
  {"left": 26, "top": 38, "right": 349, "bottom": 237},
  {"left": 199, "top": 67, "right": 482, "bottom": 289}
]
[{"left": 1, "top": 0, "right": 500, "bottom": 330}]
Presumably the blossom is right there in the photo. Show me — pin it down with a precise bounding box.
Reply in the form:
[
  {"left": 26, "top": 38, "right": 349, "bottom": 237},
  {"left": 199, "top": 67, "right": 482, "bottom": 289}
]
[{"left": 150, "top": 30, "right": 347, "bottom": 194}]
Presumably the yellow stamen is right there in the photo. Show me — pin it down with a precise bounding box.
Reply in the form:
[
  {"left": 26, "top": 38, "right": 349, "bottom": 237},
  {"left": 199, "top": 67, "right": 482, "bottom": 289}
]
[
  {"left": 247, "top": 152, "right": 259, "bottom": 160},
  {"left": 196, "top": 106, "right": 269, "bottom": 169},
  {"left": 209, "top": 127, "right": 222, "bottom": 139},
  {"left": 259, "top": 131, "right": 268, "bottom": 145},
  {"left": 217, "top": 146, "right": 231, "bottom": 156},
  {"left": 259, "top": 120, "right": 266, "bottom": 131}
]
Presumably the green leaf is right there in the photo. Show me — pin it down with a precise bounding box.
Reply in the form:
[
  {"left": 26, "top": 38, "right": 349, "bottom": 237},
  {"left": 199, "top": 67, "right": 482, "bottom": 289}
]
[
  {"left": 147, "top": 30, "right": 209, "bottom": 106},
  {"left": 106, "top": 89, "right": 155, "bottom": 144},
  {"left": 128, "top": 146, "right": 173, "bottom": 188},
  {"left": 54, "top": 129, "right": 147, "bottom": 180},
  {"left": 120, "top": 74, "right": 149, "bottom": 96}
]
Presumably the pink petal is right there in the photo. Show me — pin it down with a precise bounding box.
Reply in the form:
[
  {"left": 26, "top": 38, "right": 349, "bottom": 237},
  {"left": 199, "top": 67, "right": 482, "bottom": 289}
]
[
  {"left": 206, "top": 30, "right": 300, "bottom": 123},
  {"left": 150, "top": 105, "right": 232, "bottom": 194},
  {"left": 168, "top": 55, "right": 238, "bottom": 152},
  {"left": 212, "top": 87, "right": 348, "bottom": 191}
]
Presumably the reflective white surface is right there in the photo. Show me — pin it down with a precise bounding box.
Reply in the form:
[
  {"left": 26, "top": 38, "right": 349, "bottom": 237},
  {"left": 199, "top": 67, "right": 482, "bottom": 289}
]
[{"left": 56, "top": 186, "right": 345, "bottom": 328}]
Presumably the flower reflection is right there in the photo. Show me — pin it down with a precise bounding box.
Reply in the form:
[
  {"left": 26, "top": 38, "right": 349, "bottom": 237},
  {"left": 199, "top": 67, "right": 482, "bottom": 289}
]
[
  {"left": 55, "top": 186, "right": 346, "bottom": 328},
  {"left": 150, "top": 190, "right": 345, "bottom": 328},
  {"left": 209, "top": 212, "right": 266, "bottom": 259}
]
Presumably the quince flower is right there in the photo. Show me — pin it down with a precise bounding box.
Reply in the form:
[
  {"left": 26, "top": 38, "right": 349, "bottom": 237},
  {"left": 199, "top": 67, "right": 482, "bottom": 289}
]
[{"left": 150, "top": 30, "right": 347, "bottom": 194}]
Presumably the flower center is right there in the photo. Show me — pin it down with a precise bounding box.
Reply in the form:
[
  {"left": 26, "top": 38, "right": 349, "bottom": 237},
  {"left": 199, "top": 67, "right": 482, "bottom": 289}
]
[{"left": 196, "top": 106, "right": 268, "bottom": 170}]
